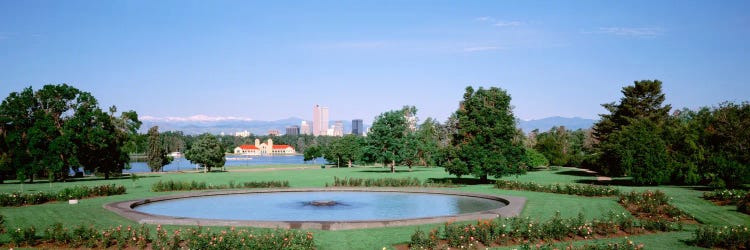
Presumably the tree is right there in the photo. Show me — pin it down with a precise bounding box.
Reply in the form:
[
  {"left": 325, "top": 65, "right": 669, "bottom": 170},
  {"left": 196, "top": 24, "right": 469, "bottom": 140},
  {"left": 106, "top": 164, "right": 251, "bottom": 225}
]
[
  {"left": 304, "top": 145, "right": 323, "bottom": 163},
  {"left": 185, "top": 133, "right": 225, "bottom": 173},
  {"left": 366, "top": 106, "right": 415, "bottom": 172},
  {"left": 593, "top": 80, "right": 671, "bottom": 176},
  {"left": 534, "top": 126, "right": 570, "bottom": 166},
  {"left": 323, "top": 135, "right": 364, "bottom": 167},
  {"left": 414, "top": 118, "right": 441, "bottom": 166},
  {"left": 603, "top": 119, "right": 670, "bottom": 185},
  {"left": 524, "top": 148, "right": 549, "bottom": 168},
  {"left": 698, "top": 102, "right": 750, "bottom": 187},
  {"left": 147, "top": 126, "right": 171, "bottom": 172},
  {"left": 445, "top": 86, "right": 527, "bottom": 181}
]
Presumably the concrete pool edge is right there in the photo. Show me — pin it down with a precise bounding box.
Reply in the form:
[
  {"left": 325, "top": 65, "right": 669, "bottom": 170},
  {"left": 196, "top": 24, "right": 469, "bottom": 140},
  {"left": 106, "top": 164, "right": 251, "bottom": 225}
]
[{"left": 104, "top": 188, "right": 526, "bottom": 230}]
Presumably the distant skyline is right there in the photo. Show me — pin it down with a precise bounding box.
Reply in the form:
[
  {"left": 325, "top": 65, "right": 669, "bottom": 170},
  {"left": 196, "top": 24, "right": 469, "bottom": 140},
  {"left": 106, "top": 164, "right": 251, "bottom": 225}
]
[{"left": 2, "top": 1, "right": 749, "bottom": 124}]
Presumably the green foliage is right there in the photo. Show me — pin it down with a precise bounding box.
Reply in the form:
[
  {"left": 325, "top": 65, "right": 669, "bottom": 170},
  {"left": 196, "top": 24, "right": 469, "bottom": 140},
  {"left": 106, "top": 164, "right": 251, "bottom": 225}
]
[
  {"left": 326, "top": 176, "right": 456, "bottom": 188},
  {"left": 0, "top": 84, "right": 140, "bottom": 182},
  {"left": 606, "top": 119, "right": 671, "bottom": 185},
  {"left": 618, "top": 190, "right": 690, "bottom": 221},
  {"left": 445, "top": 86, "right": 527, "bottom": 181},
  {"left": 739, "top": 193, "right": 750, "bottom": 215},
  {"left": 185, "top": 133, "right": 226, "bottom": 172},
  {"left": 0, "top": 214, "right": 5, "bottom": 234},
  {"left": 8, "top": 226, "right": 36, "bottom": 247},
  {"left": 0, "top": 184, "right": 126, "bottom": 207},
  {"left": 692, "top": 225, "right": 750, "bottom": 249},
  {"left": 323, "top": 135, "right": 365, "bottom": 167},
  {"left": 365, "top": 106, "right": 417, "bottom": 172},
  {"left": 495, "top": 180, "right": 620, "bottom": 197},
  {"left": 702, "top": 189, "right": 748, "bottom": 205},
  {"left": 147, "top": 126, "right": 172, "bottom": 172},
  {"left": 534, "top": 126, "right": 570, "bottom": 166},
  {"left": 303, "top": 145, "right": 322, "bottom": 162},
  {"left": 417, "top": 211, "right": 665, "bottom": 249},
  {"left": 151, "top": 179, "right": 289, "bottom": 192},
  {"left": 593, "top": 80, "right": 671, "bottom": 177},
  {"left": 524, "top": 148, "right": 549, "bottom": 168}
]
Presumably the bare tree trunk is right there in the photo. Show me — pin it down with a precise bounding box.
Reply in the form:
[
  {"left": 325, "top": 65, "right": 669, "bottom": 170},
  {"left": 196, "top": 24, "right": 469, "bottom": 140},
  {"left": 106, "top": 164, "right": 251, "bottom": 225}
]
[
  {"left": 348, "top": 160, "right": 352, "bottom": 168},
  {"left": 391, "top": 160, "right": 395, "bottom": 173}
]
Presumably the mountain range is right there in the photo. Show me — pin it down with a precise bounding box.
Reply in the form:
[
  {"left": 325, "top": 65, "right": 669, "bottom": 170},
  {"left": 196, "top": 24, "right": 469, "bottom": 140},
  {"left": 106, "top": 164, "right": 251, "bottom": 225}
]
[{"left": 140, "top": 116, "right": 597, "bottom": 135}]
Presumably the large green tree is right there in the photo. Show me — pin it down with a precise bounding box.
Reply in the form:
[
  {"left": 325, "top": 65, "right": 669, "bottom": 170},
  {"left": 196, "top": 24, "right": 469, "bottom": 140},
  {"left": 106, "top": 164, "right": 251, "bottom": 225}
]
[
  {"left": 593, "top": 80, "right": 671, "bottom": 176},
  {"left": 185, "top": 133, "right": 226, "bottom": 173},
  {"left": 147, "top": 126, "right": 171, "bottom": 172},
  {"left": 365, "top": 106, "right": 416, "bottom": 172},
  {"left": 323, "top": 135, "right": 364, "bottom": 167},
  {"left": 0, "top": 84, "right": 138, "bottom": 182},
  {"left": 444, "top": 86, "right": 527, "bottom": 181}
]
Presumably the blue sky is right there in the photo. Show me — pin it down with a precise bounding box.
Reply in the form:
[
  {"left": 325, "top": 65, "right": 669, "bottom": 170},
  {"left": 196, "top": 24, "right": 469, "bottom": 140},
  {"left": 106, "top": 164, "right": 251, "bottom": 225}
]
[{"left": 2, "top": 1, "right": 748, "bottom": 124}]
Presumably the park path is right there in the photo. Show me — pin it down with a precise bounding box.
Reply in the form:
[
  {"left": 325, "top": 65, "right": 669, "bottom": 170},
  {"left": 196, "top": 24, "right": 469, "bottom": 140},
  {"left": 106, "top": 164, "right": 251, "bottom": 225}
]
[{"left": 572, "top": 167, "right": 612, "bottom": 181}]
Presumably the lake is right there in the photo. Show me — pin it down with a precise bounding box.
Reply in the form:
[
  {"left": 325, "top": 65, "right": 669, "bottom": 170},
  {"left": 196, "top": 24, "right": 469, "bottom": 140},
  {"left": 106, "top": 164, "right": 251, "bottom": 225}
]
[{"left": 125, "top": 155, "right": 323, "bottom": 173}]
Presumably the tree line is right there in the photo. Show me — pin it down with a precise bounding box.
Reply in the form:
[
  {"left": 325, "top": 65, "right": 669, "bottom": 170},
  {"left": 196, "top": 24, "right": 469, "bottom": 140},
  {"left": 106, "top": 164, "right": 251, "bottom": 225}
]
[{"left": 2, "top": 82, "right": 747, "bottom": 187}]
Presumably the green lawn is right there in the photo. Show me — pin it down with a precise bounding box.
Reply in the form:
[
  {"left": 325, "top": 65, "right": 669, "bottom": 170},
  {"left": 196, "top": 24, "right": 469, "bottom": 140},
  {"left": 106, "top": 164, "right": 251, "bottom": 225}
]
[{"left": 1, "top": 166, "right": 748, "bottom": 249}]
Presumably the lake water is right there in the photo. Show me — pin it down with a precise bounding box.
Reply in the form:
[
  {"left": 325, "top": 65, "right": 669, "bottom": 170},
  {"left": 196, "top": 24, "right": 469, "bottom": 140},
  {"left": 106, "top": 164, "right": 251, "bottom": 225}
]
[{"left": 125, "top": 155, "right": 323, "bottom": 173}]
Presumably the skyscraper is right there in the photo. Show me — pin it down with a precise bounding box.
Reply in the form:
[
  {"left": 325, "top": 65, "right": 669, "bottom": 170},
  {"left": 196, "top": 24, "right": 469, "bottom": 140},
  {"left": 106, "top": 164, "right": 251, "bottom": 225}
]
[
  {"left": 300, "top": 121, "right": 310, "bottom": 135},
  {"left": 313, "top": 105, "right": 321, "bottom": 136},
  {"left": 352, "top": 119, "right": 364, "bottom": 136},
  {"left": 333, "top": 121, "right": 344, "bottom": 137},
  {"left": 286, "top": 125, "right": 300, "bottom": 136},
  {"left": 312, "top": 104, "right": 329, "bottom": 136}
]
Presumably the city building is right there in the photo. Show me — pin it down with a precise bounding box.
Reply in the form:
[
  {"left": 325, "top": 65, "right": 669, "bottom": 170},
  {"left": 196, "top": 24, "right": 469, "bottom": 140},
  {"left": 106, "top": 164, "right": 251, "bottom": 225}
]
[
  {"left": 235, "top": 130, "right": 251, "bottom": 137},
  {"left": 312, "top": 104, "right": 329, "bottom": 136},
  {"left": 352, "top": 119, "right": 363, "bottom": 136},
  {"left": 300, "top": 121, "right": 310, "bottom": 135},
  {"left": 233, "top": 139, "right": 296, "bottom": 155},
  {"left": 333, "top": 121, "right": 344, "bottom": 137},
  {"left": 268, "top": 129, "right": 280, "bottom": 136},
  {"left": 286, "top": 125, "right": 300, "bottom": 136}
]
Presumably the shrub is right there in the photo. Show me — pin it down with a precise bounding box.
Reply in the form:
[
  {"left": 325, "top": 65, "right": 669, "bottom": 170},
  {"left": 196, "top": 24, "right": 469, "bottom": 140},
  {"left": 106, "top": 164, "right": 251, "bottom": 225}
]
[
  {"left": 151, "top": 180, "right": 289, "bottom": 192},
  {"left": 495, "top": 180, "right": 620, "bottom": 197},
  {"left": 618, "top": 190, "right": 690, "bottom": 222},
  {"left": 9, "top": 226, "right": 36, "bottom": 247},
  {"left": 738, "top": 193, "right": 750, "bottom": 215},
  {"left": 0, "top": 184, "right": 126, "bottom": 207},
  {"left": 409, "top": 228, "right": 438, "bottom": 249},
  {"left": 692, "top": 225, "right": 750, "bottom": 249},
  {"left": 327, "top": 176, "right": 457, "bottom": 188}
]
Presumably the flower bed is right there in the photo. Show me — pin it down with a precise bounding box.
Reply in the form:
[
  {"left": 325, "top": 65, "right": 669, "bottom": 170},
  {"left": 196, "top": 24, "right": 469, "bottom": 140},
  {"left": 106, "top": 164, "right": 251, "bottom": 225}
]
[
  {"left": 495, "top": 180, "right": 620, "bottom": 197},
  {"left": 407, "top": 211, "right": 674, "bottom": 249},
  {"left": 6, "top": 223, "right": 315, "bottom": 249},
  {"left": 691, "top": 225, "right": 749, "bottom": 249},
  {"left": 0, "top": 184, "right": 126, "bottom": 207},
  {"left": 151, "top": 180, "right": 289, "bottom": 192},
  {"left": 617, "top": 190, "right": 692, "bottom": 223},
  {"left": 702, "top": 189, "right": 748, "bottom": 206},
  {"left": 326, "top": 176, "right": 457, "bottom": 188}
]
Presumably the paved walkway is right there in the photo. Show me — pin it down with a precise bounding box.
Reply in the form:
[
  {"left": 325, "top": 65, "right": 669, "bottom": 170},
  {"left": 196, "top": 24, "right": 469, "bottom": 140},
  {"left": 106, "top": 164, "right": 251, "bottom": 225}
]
[{"left": 572, "top": 167, "right": 612, "bottom": 181}]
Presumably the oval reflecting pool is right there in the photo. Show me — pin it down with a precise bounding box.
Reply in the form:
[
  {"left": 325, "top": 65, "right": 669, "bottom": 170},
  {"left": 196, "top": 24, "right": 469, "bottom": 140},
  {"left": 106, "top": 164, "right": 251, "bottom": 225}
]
[{"left": 134, "top": 191, "right": 506, "bottom": 221}]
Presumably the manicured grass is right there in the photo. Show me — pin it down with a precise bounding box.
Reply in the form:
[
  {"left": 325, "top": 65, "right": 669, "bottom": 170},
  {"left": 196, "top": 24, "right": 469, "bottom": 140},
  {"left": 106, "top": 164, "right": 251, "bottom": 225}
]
[{"left": 1, "top": 166, "right": 748, "bottom": 249}]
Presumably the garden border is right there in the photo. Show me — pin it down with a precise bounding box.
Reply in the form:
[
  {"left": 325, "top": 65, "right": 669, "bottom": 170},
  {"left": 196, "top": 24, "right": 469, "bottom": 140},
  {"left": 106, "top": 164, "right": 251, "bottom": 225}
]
[{"left": 104, "top": 188, "right": 526, "bottom": 230}]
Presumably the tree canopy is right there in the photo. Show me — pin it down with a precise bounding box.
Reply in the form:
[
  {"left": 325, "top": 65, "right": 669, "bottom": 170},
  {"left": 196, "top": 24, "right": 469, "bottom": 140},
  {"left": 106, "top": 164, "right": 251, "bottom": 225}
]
[
  {"left": 365, "top": 106, "right": 416, "bottom": 172},
  {"left": 444, "top": 86, "right": 526, "bottom": 181},
  {"left": 185, "top": 133, "right": 226, "bottom": 172},
  {"left": 0, "top": 84, "right": 139, "bottom": 182}
]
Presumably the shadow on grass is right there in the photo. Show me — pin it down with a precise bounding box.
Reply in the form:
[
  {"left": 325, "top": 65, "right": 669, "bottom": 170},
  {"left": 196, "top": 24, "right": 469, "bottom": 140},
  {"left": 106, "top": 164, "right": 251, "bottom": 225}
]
[
  {"left": 61, "top": 174, "right": 161, "bottom": 183},
  {"left": 427, "top": 177, "right": 495, "bottom": 185}
]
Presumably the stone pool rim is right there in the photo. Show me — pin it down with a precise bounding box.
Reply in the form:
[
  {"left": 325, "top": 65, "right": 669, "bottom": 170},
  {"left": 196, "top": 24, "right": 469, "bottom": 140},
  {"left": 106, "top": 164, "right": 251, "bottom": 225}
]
[{"left": 104, "top": 188, "right": 526, "bottom": 230}]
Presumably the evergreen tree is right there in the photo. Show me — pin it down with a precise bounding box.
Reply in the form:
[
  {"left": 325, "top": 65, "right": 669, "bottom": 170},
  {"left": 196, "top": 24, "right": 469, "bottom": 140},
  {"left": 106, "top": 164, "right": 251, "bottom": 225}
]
[
  {"left": 444, "top": 86, "right": 526, "bottom": 181},
  {"left": 146, "top": 126, "right": 171, "bottom": 172},
  {"left": 593, "top": 80, "right": 671, "bottom": 176}
]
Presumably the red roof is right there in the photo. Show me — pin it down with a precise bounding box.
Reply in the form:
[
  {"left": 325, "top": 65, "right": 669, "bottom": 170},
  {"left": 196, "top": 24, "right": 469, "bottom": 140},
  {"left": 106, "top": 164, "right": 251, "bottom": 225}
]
[
  {"left": 272, "top": 145, "right": 292, "bottom": 149},
  {"left": 239, "top": 144, "right": 258, "bottom": 150}
]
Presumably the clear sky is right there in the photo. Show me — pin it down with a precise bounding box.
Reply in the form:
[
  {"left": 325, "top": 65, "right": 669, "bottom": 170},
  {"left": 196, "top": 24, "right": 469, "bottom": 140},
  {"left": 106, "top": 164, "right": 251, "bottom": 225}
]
[{"left": 2, "top": 1, "right": 748, "bottom": 124}]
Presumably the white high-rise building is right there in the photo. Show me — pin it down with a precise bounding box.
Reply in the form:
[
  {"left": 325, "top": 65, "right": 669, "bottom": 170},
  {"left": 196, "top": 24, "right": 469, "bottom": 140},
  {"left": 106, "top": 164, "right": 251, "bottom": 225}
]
[
  {"left": 300, "top": 121, "right": 310, "bottom": 135},
  {"left": 312, "top": 104, "right": 329, "bottom": 136},
  {"left": 333, "top": 120, "right": 344, "bottom": 137}
]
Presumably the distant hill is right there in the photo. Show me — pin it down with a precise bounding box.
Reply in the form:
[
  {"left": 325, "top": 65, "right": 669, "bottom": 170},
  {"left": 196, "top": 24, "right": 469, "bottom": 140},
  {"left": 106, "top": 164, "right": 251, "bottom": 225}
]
[
  {"left": 518, "top": 116, "right": 597, "bottom": 133},
  {"left": 141, "top": 117, "right": 306, "bottom": 135},
  {"left": 141, "top": 115, "right": 595, "bottom": 135}
]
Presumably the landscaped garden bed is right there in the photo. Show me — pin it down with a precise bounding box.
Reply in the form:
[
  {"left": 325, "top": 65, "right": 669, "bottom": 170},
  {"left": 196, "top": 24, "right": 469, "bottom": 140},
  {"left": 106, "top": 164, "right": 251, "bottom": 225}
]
[
  {"left": 150, "top": 179, "right": 289, "bottom": 192},
  {"left": 0, "top": 184, "right": 126, "bottom": 207}
]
